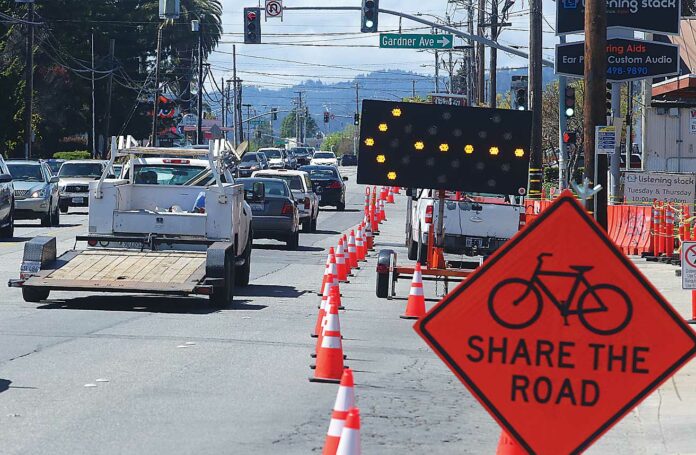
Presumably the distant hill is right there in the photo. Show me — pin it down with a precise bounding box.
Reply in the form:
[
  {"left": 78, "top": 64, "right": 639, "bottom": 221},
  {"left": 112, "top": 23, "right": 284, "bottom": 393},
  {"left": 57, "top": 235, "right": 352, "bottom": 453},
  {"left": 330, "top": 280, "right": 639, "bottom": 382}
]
[{"left": 217, "top": 67, "right": 556, "bottom": 136}]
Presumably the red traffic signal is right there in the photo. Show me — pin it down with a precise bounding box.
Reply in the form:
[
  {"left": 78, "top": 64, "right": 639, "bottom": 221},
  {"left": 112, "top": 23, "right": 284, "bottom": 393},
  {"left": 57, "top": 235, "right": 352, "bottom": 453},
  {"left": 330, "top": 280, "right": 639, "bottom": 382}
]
[
  {"left": 246, "top": 11, "right": 257, "bottom": 21},
  {"left": 563, "top": 131, "right": 577, "bottom": 145}
]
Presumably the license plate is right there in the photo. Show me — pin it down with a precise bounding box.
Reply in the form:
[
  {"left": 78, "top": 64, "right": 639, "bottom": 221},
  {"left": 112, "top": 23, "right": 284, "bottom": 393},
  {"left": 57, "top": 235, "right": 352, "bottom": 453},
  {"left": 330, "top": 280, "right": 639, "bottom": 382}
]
[
  {"left": 250, "top": 203, "right": 264, "bottom": 211},
  {"left": 72, "top": 197, "right": 84, "bottom": 204},
  {"left": 466, "top": 238, "right": 484, "bottom": 248}
]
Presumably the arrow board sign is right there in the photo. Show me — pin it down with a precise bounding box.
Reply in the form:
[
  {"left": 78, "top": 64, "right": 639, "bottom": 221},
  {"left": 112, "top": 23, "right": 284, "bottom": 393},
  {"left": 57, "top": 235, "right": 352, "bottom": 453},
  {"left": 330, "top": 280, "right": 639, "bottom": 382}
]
[
  {"left": 555, "top": 39, "right": 680, "bottom": 82},
  {"left": 557, "top": 0, "right": 681, "bottom": 36},
  {"left": 380, "top": 33, "right": 454, "bottom": 50}
]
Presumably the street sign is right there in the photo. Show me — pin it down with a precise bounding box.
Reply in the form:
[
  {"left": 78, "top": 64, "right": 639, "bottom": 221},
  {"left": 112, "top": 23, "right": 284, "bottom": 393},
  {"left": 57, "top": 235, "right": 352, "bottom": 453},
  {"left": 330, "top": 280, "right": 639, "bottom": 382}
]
[
  {"left": 682, "top": 242, "right": 696, "bottom": 290},
  {"left": 357, "top": 100, "right": 532, "bottom": 194},
  {"left": 595, "top": 126, "right": 616, "bottom": 155},
  {"left": 265, "top": 0, "right": 282, "bottom": 20},
  {"left": 415, "top": 192, "right": 696, "bottom": 455},
  {"left": 555, "top": 39, "right": 680, "bottom": 82},
  {"left": 556, "top": 0, "right": 681, "bottom": 36},
  {"left": 379, "top": 33, "right": 453, "bottom": 50}
]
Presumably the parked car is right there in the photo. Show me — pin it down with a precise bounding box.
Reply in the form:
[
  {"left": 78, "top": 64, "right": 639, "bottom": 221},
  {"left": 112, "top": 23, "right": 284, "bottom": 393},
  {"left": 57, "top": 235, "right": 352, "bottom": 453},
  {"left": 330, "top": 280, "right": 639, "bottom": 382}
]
[
  {"left": 291, "top": 147, "right": 312, "bottom": 166},
  {"left": 310, "top": 151, "right": 339, "bottom": 167},
  {"left": 238, "top": 177, "right": 300, "bottom": 249},
  {"left": 45, "top": 159, "right": 65, "bottom": 176},
  {"left": 340, "top": 154, "right": 358, "bottom": 166},
  {"left": 252, "top": 169, "right": 319, "bottom": 232},
  {"left": 258, "top": 148, "right": 288, "bottom": 169},
  {"left": 238, "top": 152, "right": 270, "bottom": 177},
  {"left": 298, "top": 165, "right": 347, "bottom": 211},
  {"left": 57, "top": 160, "right": 110, "bottom": 213},
  {"left": 6, "top": 160, "right": 60, "bottom": 227},
  {"left": 0, "top": 155, "right": 14, "bottom": 238}
]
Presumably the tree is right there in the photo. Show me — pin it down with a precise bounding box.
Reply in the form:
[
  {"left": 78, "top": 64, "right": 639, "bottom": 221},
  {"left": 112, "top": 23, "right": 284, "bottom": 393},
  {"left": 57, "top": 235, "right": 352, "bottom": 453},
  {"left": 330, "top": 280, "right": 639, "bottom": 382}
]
[
  {"left": 280, "top": 108, "right": 318, "bottom": 139},
  {"left": 321, "top": 125, "right": 356, "bottom": 156}
]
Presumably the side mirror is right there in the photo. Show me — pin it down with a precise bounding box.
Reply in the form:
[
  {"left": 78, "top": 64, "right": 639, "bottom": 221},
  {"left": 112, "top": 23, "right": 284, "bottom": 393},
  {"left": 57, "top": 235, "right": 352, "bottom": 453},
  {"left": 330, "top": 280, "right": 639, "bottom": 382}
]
[
  {"left": 0, "top": 174, "right": 12, "bottom": 183},
  {"left": 50, "top": 176, "right": 60, "bottom": 183},
  {"left": 342, "top": 176, "right": 349, "bottom": 182}
]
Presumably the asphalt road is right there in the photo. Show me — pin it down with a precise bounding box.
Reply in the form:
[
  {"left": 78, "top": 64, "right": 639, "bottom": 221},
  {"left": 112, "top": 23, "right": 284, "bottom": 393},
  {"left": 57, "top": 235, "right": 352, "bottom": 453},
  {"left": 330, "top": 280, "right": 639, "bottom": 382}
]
[{"left": 0, "top": 167, "right": 694, "bottom": 454}]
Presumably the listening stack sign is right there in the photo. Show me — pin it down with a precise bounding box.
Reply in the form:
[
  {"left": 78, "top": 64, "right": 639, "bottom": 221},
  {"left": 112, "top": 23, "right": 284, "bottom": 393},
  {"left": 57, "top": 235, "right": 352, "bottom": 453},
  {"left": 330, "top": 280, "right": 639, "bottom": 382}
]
[{"left": 415, "top": 192, "right": 696, "bottom": 454}]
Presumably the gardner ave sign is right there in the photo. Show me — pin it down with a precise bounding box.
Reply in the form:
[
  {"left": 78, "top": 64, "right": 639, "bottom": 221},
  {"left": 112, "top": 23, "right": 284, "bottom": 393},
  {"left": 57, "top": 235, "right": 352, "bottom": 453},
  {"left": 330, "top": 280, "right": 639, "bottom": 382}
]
[{"left": 379, "top": 33, "right": 453, "bottom": 50}]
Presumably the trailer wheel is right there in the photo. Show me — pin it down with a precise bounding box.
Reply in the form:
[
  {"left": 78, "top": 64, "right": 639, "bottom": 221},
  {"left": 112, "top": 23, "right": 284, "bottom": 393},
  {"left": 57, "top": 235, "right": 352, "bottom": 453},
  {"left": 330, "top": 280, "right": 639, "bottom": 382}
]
[
  {"left": 210, "top": 249, "right": 235, "bottom": 308},
  {"left": 235, "top": 235, "right": 252, "bottom": 287},
  {"left": 376, "top": 249, "right": 394, "bottom": 299},
  {"left": 22, "top": 287, "right": 50, "bottom": 303}
]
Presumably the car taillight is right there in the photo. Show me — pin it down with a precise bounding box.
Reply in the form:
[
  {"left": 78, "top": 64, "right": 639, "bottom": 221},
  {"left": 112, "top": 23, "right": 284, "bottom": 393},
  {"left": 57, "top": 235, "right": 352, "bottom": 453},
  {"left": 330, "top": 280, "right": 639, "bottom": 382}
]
[
  {"left": 327, "top": 181, "right": 342, "bottom": 189},
  {"left": 519, "top": 213, "right": 527, "bottom": 230},
  {"left": 425, "top": 205, "right": 434, "bottom": 224},
  {"left": 304, "top": 198, "right": 310, "bottom": 209},
  {"left": 281, "top": 202, "right": 294, "bottom": 216}
]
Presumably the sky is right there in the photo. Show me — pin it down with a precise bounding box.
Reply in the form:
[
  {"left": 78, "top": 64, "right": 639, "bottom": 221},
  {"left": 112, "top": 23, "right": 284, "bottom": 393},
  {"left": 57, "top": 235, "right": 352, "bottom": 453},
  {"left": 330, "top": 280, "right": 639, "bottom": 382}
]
[{"left": 208, "top": 0, "right": 560, "bottom": 91}]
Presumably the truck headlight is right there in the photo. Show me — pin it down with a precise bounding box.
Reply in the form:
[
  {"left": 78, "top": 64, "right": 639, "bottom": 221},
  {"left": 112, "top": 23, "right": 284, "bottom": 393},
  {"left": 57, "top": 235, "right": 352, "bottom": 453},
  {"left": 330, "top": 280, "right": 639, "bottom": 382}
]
[{"left": 31, "top": 189, "right": 47, "bottom": 199}]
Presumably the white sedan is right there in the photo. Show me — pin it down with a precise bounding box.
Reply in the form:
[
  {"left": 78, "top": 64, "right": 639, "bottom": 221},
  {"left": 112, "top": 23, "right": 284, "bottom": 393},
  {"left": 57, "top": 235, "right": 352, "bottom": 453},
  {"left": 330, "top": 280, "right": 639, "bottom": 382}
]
[{"left": 310, "top": 151, "right": 339, "bottom": 167}]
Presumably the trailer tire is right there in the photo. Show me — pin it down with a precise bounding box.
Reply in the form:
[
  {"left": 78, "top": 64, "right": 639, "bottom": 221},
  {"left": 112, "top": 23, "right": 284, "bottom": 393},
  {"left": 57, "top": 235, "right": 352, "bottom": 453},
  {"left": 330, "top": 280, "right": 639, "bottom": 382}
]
[
  {"left": 417, "top": 227, "right": 428, "bottom": 265},
  {"left": 235, "top": 235, "right": 252, "bottom": 287},
  {"left": 376, "top": 249, "right": 394, "bottom": 299},
  {"left": 23, "top": 287, "right": 50, "bottom": 303},
  {"left": 209, "top": 247, "right": 235, "bottom": 308}
]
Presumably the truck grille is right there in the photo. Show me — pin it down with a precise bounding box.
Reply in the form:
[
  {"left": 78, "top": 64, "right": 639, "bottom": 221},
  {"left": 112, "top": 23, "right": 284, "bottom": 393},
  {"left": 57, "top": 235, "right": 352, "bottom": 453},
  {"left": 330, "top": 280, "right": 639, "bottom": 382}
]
[
  {"left": 65, "top": 185, "right": 89, "bottom": 193},
  {"left": 14, "top": 190, "right": 29, "bottom": 199}
]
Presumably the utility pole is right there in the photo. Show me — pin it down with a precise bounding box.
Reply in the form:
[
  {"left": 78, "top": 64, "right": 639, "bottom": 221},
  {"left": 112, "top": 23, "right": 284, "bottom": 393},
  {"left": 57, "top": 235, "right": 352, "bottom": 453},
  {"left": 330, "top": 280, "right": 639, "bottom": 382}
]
[
  {"left": 196, "top": 20, "right": 204, "bottom": 145},
  {"left": 151, "top": 23, "right": 163, "bottom": 147},
  {"left": 489, "top": 1, "right": 498, "bottom": 108},
  {"left": 467, "top": 0, "right": 475, "bottom": 104},
  {"left": 294, "top": 91, "right": 302, "bottom": 145},
  {"left": 104, "top": 39, "right": 116, "bottom": 158},
  {"left": 220, "top": 77, "right": 225, "bottom": 129},
  {"left": 232, "top": 45, "right": 239, "bottom": 146},
  {"left": 91, "top": 32, "right": 96, "bottom": 159},
  {"left": 476, "top": 0, "right": 486, "bottom": 105},
  {"left": 626, "top": 81, "right": 634, "bottom": 171},
  {"left": 412, "top": 80, "right": 416, "bottom": 98},
  {"left": 23, "top": 1, "right": 34, "bottom": 160},
  {"left": 558, "top": 37, "right": 569, "bottom": 190},
  {"left": 237, "top": 80, "right": 244, "bottom": 143},
  {"left": 354, "top": 83, "right": 360, "bottom": 155},
  {"left": 583, "top": 0, "right": 608, "bottom": 224},
  {"left": 528, "top": 0, "right": 543, "bottom": 200},
  {"left": 244, "top": 104, "right": 252, "bottom": 147}
]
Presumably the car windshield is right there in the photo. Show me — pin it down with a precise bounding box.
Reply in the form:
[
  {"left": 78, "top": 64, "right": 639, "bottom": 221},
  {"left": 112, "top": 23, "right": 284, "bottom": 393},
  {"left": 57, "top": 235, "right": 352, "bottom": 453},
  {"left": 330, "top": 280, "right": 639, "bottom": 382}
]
[
  {"left": 46, "top": 161, "right": 63, "bottom": 174},
  {"left": 59, "top": 162, "right": 103, "bottom": 178},
  {"left": 239, "top": 179, "right": 289, "bottom": 197},
  {"left": 241, "top": 154, "right": 258, "bottom": 163},
  {"left": 314, "top": 152, "right": 335, "bottom": 159},
  {"left": 133, "top": 165, "right": 208, "bottom": 185},
  {"left": 7, "top": 163, "right": 44, "bottom": 182},
  {"left": 292, "top": 148, "right": 309, "bottom": 156},
  {"left": 255, "top": 173, "right": 303, "bottom": 190},
  {"left": 303, "top": 168, "right": 338, "bottom": 180},
  {"left": 263, "top": 149, "right": 283, "bottom": 159}
]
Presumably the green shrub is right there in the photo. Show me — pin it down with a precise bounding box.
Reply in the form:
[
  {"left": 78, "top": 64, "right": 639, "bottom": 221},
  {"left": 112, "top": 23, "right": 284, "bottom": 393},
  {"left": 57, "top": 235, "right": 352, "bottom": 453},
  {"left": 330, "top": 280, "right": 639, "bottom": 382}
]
[{"left": 53, "top": 151, "right": 92, "bottom": 160}]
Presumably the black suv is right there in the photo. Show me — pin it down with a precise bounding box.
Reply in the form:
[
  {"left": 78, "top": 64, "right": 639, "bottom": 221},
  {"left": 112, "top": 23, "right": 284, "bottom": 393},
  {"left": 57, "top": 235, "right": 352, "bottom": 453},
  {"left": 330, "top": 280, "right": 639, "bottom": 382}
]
[
  {"left": 0, "top": 155, "right": 15, "bottom": 238},
  {"left": 291, "top": 147, "right": 312, "bottom": 166}
]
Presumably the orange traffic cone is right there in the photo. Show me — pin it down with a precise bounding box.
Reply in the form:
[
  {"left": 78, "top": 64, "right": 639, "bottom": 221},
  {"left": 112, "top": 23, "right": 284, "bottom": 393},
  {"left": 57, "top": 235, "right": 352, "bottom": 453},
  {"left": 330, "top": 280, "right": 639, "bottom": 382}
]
[
  {"left": 379, "top": 199, "right": 387, "bottom": 222},
  {"left": 355, "top": 225, "right": 366, "bottom": 261},
  {"left": 342, "top": 234, "right": 353, "bottom": 275},
  {"left": 336, "top": 407, "right": 361, "bottom": 455},
  {"left": 401, "top": 263, "right": 426, "bottom": 320},
  {"left": 320, "top": 248, "right": 336, "bottom": 295},
  {"left": 379, "top": 186, "right": 387, "bottom": 201},
  {"left": 496, "top": 431, "right": 528, "bottom": 455},
  {"left": 336, "top": 239, "right": 349, "bottom": 282},
  {"left": 364, "top": 221, "right": 374, "bottom": 251},
  {"left": 386, "top": 187, "right": 395, "bottom": 204},
  {"left": 363, "top": 189, "right": 370, "bottom": 217},
  {"left": 322, "top": 369, "right": 356, "bottom": 455},
  {"left": 347, "top": 231, "right": 359, "bottom": 270},
  {"left": 315, "top": 292, "right": 341, "bottom": 357},
  {"left": 314, "top": 273, "right": 335, "bottom": 338},
  {"left": 394, "top": 186, "right": 401, "bottom": 194},
  {"left": 310, "top": 300, "right": 345, "bottom": 384}
]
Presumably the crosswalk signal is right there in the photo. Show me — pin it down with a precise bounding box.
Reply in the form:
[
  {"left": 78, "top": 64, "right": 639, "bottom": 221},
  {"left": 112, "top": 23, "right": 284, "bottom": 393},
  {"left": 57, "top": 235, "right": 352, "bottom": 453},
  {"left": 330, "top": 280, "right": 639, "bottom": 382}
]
[
  {"left": 515, "top": 88, "right": 527, "bottom": 111},
  {"left": 563, "top": 131, "right": 577, "bottom": 145},
  {"left": 564, "top": 87, "right": 576, "bottom": 118},
  {"left": 324, "top": 112, "right": 330, "bottom": 124},
  {"left": 361, "top": 0, "right": 379, "bottom": 33},
  {"left": 354, "top": 113, "right": 360, "bottom": 126},
  {"left": 605, "top": 83, "right": 612, "bottom": 118},
  {"left": 271, "top": 107, "right": 278, "bottom": 121},
  {"left": 244, "top": 8, "right": 262, "bottom": 44}
]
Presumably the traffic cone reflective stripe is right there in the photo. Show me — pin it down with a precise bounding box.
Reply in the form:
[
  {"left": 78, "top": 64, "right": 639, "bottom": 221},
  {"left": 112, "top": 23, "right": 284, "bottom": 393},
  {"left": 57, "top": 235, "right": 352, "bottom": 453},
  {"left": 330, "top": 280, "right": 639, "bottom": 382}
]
[
  {"left": 316, "top": 295, "right": 341, "bottom": 356},
  {"left": 336, "top": 240, "right": 349, "bottom": 282},
  {"left": 342, "top": 234, "right": 353, "bottom": 274},
  {"left": 314, "top": 274, "right": 335, "bottom": 337},
  {"left": 320, "top": 248, "right": 336, "bottom": 295},
  {"left": 310, "top": 325, "right": 345, "bottom": 384},
  {"left": 356, "top": 226, "right": 366, "bottom": 261},
  {"left": 348, "top": 231, "right": 359, "bottom": 270},
  {"left": 379, "top": 199, "right": 387, "bottom": 222},
  {"left": 321, "top": 369, "right": 355, "bottom": 455},
  {"left": 495, "top": 431, "right": 528, "bottom": 455},
  {"left": 336, "top": 407, "right": 361, "bottom": 455},
  {"left": 401, "top": 263, "right": 426, "bottom": 320}
]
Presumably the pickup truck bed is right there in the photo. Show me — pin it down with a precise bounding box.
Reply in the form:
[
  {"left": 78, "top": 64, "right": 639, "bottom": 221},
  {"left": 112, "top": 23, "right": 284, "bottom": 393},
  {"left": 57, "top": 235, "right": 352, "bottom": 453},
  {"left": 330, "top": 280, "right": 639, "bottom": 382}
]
[{"left": 23, "top": 249, "right": 207, "bottom": 295}]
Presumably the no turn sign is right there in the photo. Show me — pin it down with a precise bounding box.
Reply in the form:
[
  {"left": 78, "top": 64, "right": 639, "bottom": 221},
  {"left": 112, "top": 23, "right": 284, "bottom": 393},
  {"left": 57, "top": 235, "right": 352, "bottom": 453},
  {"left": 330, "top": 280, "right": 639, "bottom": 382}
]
[
  {"left": 265, "top": 0, "right": 282, "bottom": 20},
  {"left": 415, "top": 192, "right": 696, "bottom": 454}
]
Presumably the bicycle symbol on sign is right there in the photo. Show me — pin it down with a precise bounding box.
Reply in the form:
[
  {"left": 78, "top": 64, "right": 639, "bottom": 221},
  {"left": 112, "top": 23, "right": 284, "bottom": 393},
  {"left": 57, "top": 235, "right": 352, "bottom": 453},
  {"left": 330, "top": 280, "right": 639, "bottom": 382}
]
[{"left": 488, "top": 253, "right": 633, "bottom": 335}]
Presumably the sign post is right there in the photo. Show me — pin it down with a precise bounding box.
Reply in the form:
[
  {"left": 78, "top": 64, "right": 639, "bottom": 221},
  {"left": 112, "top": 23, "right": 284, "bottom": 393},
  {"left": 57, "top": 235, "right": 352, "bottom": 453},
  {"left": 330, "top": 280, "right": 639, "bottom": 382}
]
[
  {"left": 415, "top": 192, "right": 696, "bottom": 454},
  {"left": 379, "top": 33, "right": 453, "bottom": 50}
]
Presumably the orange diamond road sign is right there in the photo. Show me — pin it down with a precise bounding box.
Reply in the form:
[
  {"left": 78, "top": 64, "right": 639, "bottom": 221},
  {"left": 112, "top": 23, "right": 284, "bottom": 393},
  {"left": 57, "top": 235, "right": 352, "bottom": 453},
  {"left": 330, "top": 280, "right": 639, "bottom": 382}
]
[{"left": 415, "top": 192, "right": 696, "bottom": 455}]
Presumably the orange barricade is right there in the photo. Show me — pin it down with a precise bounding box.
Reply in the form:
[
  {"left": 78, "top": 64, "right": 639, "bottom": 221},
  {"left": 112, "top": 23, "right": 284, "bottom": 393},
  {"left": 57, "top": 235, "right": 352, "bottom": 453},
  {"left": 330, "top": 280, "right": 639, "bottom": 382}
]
[{"left": 606, "top": 205, "right": 653, "bottom": 256}]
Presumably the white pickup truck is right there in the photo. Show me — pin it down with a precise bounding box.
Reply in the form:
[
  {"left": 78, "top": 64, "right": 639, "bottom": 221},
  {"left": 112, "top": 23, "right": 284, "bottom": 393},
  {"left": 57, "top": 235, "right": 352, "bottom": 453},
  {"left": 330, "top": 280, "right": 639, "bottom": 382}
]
[
  {"left": 406, "top": 189, "right": 525, "bottom": 262},
  {"left": 9, "top": 138, "right": 258, "bottom": 307}
]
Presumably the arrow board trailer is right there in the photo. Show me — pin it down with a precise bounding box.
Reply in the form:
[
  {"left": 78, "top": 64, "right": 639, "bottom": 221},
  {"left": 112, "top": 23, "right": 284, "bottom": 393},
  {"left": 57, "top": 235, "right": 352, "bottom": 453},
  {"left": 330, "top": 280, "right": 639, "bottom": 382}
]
[{"left": 8, "top": 140, "right": 259, "bottom": 306}]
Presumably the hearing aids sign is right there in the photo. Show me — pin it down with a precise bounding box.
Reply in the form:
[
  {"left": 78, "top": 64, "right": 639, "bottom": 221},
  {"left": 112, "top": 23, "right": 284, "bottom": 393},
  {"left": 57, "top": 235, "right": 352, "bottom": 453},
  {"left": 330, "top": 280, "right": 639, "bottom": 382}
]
[{"left": 557, "top": 0, "right": 681, "bottom": 35}]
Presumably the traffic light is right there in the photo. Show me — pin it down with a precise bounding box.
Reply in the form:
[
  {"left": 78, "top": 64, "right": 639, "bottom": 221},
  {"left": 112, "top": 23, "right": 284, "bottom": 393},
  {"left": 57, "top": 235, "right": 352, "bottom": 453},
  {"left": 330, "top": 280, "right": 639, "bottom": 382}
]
[
  {"left": 271, "top": 107, "right": 278, "bottom": 121},
  {"left": 354, "top": 113, "right": 360, "bottom": 126},
  {"left": 563, "top": 131, "right": 577, "bottom": 145},
  {"left": 361, "top": 0, "right": 379, "bottom": 33},
  {"left": 255, "top": 130, "right": 262, "bottom": 139},
  {"left": 244, "top": 8, "right": 261, "bottom": 44},
  {"left": 564, "top": 87, "right": 576, "bottom": 118},
  {"left": 515, "top": 87, "right": 528, "bottom": 110},
  {"left": 324, "top": 112, "right": 330, "bottom": 124},
  {"left": 606, "top": 83, "right": 612, "bottom": 118}
]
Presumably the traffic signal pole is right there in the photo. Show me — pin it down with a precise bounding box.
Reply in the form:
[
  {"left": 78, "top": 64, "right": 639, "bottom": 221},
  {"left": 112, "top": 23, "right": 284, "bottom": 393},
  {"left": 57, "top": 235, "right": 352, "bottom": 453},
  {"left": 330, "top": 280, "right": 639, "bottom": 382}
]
[
  {"left": 528, "top": 0, "right": 543, "bottom": 200},
  {"left": 558, "top": 71, "right": 569, "bottom": 191}
]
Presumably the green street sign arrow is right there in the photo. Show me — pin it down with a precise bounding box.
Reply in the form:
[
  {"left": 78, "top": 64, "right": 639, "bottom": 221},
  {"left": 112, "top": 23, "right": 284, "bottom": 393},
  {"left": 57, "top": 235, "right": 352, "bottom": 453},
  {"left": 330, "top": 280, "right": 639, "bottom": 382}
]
[{"left": 379, "top": 33, "right": 454, "bottom": 50}]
